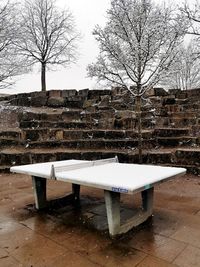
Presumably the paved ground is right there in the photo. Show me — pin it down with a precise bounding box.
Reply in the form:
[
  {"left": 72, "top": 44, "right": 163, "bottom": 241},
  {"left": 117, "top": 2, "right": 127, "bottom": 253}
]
[{"left": 1, "top": 172, "right": 200, "bottom": 267}]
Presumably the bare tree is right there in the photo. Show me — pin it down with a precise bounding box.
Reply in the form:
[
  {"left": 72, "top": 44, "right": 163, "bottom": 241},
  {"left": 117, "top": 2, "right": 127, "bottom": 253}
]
[
  {"left": 0, "top": 1, "right": 26, "bottom": 89},
  {"left": 16, "top": 0, "right": 80, "bottom": 91},
  {"left": 180, "top": 0, "right": 200, "bottom": 37},
  {"left": 87, "top": 0, "right": 185, "bottom": 163},
  {"left": 160, "top": 41, "right": 200, "bottom": 90}
]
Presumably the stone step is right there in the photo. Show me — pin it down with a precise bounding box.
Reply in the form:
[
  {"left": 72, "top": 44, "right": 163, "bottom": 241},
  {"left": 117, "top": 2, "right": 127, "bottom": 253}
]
[
  {"left": 0, "top": 148, "right": 138, "bottom": 167},
  {"left": 0, "top": 138, "right": 25, "bottom": 147},
  {"left": 19, "top": 117, "right": 156, "bottom": 130},
  {"left": 167, "top": 111, "right": 198, "bottom": 118},
  {"left": 20, "top": 109, "right": 102, "bottom": 122},
  {"left": 191, "top": 126, "right": 200, "bottom": 135},
  {"left": 168, "top": 118, "right": 197, "bottom": 127},
  {"left": 0, "top": 130, "right": 22, "bottom": 140},
  {"left": 27, "top": 138, "right": 156, "bottom": 150},
  {"left": 147, "top": 151, "right": 173, "bottom": 164},
  {"left": 182, "top": 103, "right": 200, "bottom": 111},
  {"left": 156, "top": 136, "right": 198, "bottom": 147},
  {"left": 0, "top": 151, "right": 33, "bottom": 166},
  {"left": 175, "top": 148, "right": 200, "bottom": 165},
  {"left": 22, "top": 128, "right": 154, "bottom": 141},
  {"left": 141, "top": 148, "right": 200, "bottom": 173},
  {"left": 0, "top": 165, "right": 11, "bottom": 173},
  {"left": 19, "top": 120, "right": 95, "bottom": 129},
  {"left": 164, "top": 104, "right": 183, "bottom": 113},
  {"left": 63, "top": 129, "right": 153, "bottom": 140},
  {"left": 146, "top": 150, "right": 200, "bottom": 174},
  {"left": 19, "top": 111, "right": 62, "bottom": 121},
  {"left": 22, "top": 128, "right": 64, "bottom": 141},
  {"left": 154, "top": 127, "right": 191, "bottom": 137},
  {"left": 156, "top": 117, "right": 197, "bottom": 127}
]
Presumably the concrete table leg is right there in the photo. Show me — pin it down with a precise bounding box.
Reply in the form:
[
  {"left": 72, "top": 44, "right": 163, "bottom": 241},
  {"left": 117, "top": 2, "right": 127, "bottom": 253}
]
[
  {"left": 141, "top": 187, "right": 154, "bottom": 213},
  {"left": 104, "top": 190, "right": 121, "bottom": 236},
  {"left": 32, "top": 176, "right": 47, "bottom": 209},
  {"left": 72, "top": 184, "right": 80, "bottom": 204},
  {"left": 105, "top": 187, "right": 154, "bottom": 237}
]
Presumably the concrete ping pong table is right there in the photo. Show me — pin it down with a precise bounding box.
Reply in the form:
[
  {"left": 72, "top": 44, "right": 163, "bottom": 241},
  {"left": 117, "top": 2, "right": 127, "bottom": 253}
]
[{"left": 10, "top": 157, "right": 186, "bottom": 237}]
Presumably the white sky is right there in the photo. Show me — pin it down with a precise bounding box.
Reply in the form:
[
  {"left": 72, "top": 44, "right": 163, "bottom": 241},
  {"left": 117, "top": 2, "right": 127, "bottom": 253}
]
[{"left": 0, "top": 0, "right": 191, "bottom": 95}]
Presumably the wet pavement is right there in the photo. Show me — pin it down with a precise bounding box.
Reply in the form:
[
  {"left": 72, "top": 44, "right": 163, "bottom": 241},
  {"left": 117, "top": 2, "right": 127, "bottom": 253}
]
[{"left": 1, "top": 172, "right": 200, "bottom": 267}]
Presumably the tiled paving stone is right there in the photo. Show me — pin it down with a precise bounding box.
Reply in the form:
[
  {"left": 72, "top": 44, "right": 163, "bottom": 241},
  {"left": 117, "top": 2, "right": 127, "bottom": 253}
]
[
  {"left": 137, "top": 255, "right": 178, "bottom": 267},
  {"left": 0, "top": 255, "right": 21, "bottom": 267},
  {"left": 0, "top": 226, "right": 35, "bottom": 253},
  {"left": 46, "top": 252, "right": 102, "bottom": 267},
  {"left": 127, "top": 229, "right": 186, "bottom": 262},
  {"left": 0, "top": 220, "right": 24, "bottom": 235},
  {"left": 88, "top": 245, "right": 146, "bottom": 267},
  {"left": 10, "top": 234, "right": 69, "bottom": 267},
  {"left": 173, "top": 245, "right": 200, "bottom": 267},
  {"left": 60, "top": 229, "right": 112, "bottom": 256},
  {"left": 171, "top": 225, "right": 200, "bottom": 249},
  {"left": 0, "top": 247, "right": 8, "bottom": 259},
  {"left": 21, "top": 215, "right": 86, "bottom": 243},
  {"left": 150, "top": 209, "right": 183, "bottom": 237}
]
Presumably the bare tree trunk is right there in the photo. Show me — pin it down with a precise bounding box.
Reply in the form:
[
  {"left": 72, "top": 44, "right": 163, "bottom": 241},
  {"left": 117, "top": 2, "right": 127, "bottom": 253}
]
[
  {"left": 41, "top": 62, "right": 46, "bottom": 92},
  {"left": 136, "top": 95, "right": 142, "bottom": 164}
]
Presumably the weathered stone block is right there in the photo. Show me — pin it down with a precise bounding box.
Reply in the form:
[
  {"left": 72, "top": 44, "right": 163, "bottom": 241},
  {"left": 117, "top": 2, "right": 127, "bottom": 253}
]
[
  {"left": 17, "top": 93, "right": 29, "bottom": 98},
  {"left": 165, "top": 104, "right": 182, "bottom": 113},
  {"left": 147, "top": 152, "right": 172, "bottom": 164},
  {"left": 154, "top": 128, "right": 190, "bottom": 137},
  {"left": 114, "top": 117, "right": 136, "bottom": 129},
  {"left": 115, "top": 110, "right": 136, "bottom": 120},
  {"left": 176, "top": 91, "right": 187, "bottom": 99},
  {"left": 62, "top": 110, "right": 81, "bottom": 121},
  {"left": 47, "top": 97, "right": 65, "bottom": 107},
  {"left": 9, "top": 98, "right": 19, "bottom": 105},
  {"left": 88, "top": 89, "right": 111, "bottom": 99},
  {"left": 24, "top": 129, "right": 42, "bottom": 141},
  {"left": 65, "top": 97, "right": 85, "bottom": 109},
  {"left": 30, "top": 96, "right": 48, "bottom": 107},
  {"left": 17, "top": 97, "right": 31, "bottom": 107},
  {"left": 145, "top": 88, "right": 155, "bottom": 97},
  {"left": 78, "top": 89, "right": 89, "bottom": 97},
  {"left": 40, "top": 113, "right": 62, "bottom": 121},
  {"left": 61, "top": 89, "right": 77, "bottom": 97},
  {"left": 163, "top": 97, "right": 176, "bottom": 105},
  {"left": 30, "top": 91, "right": 47, "bottom": 98},
  {"left": 48, "top": 90, "right": 62, "bottom": 97},
  {"left": 175, "top": 149, "right": 200, "bottom": 165},
  {"left": 154, "top": 87, "right": 168, "bottom": 96},
  {"left": 55, "top": 130, "right": 63, "bottom": 140},
  {"left": 168, "top": 89, "right": 181, "bottom": 96},
  {"left": 19, "top": 112, "right": 40, "bottom": 121},
  {"left": 83, "top": 99, "right": 97, "bottom": 109},
  {"left": 111, "top": 87, "right": 126, "bottom": 96},
  {"left": 98, "top": 95, "right": 111, "bottom": 108},
  {"left": 98, "top": 118, "right": 114, "bottom": 128}
]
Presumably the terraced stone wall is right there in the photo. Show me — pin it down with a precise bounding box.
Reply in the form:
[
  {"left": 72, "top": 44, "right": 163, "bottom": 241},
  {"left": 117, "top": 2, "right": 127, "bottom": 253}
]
[{"left": 1, "top": 87, "right": 200, "bottom": 174}]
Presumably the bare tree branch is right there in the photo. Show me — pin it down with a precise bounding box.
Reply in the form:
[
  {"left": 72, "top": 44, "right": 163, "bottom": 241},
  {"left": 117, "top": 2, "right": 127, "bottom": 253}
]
[
  {"left": 0, "top": 1, "right": 28, "bottom": 89},
  {"left": 159, "top": 40, "right": 200, "bottom": 90}
]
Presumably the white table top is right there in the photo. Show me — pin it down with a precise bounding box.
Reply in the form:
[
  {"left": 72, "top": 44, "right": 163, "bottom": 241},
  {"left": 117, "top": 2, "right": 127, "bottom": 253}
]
[{"left": 10, "top": 159, "right": 186, "bottom": 194}]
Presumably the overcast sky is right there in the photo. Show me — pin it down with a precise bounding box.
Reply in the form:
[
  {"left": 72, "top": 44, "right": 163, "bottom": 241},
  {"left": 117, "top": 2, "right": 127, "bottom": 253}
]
[{"left": 0, "top": 0, "right": 190, "bottom": 94}]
